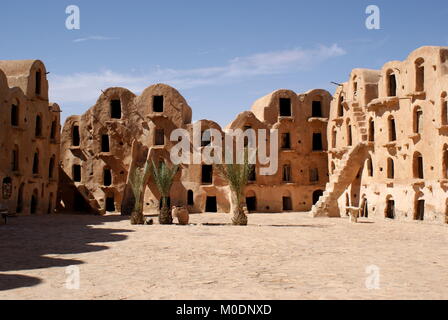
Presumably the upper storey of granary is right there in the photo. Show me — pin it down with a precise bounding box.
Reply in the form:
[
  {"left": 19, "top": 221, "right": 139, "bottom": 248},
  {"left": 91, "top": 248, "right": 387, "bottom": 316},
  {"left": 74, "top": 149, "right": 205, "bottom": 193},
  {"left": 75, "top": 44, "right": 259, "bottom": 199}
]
[
  {"left": 250, "top": 88, "right": 332, "bottom": 126},
  {"left": 0, "top": 60, "right": 49, "bottom": 101},
  {"left": 68, "top": 83, "right": 193, "bottom": 130},
  {"left": 332, "top": 46, "right": 448, "bottom": 114}
]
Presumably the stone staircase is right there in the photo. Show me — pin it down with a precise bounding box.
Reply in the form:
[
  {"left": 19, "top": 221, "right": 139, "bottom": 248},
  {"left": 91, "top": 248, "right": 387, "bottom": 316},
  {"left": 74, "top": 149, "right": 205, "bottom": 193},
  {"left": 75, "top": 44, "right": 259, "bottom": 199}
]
[
  {"left": 352, "top": 105, "right": 369, "bottom": 142},
  {"left": 311, "top": 142, "right": 371, "bottom": 218}
]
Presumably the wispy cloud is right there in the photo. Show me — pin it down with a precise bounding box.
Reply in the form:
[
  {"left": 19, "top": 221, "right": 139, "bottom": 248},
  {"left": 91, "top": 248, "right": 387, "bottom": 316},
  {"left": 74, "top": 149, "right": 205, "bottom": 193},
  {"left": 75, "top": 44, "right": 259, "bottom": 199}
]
[
  {"left": 50, "top": 44, "right": 346, "bottom": 104},
  {"left": 73, "top": 35, "right": 120, "bottom": 43}
]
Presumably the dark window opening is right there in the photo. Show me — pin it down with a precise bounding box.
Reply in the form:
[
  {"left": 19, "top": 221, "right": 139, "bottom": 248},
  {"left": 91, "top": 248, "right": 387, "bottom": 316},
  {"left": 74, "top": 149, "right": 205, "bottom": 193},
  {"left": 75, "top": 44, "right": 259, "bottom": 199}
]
[
  {"left": 202, "top": 165, "right": 213, "bottom": 184},
  {"left": 444, "top": 149, "right": 448, "bottom": 179},
  {"left": 332, "top": 130, "right": 337, "bottom": 149},
  {"left": 416, "top": 61, "right": 425, "bottom": 92},
  {"left": 205, "top": 196, "right": 217, "bottom": 213},
  {"left": 312, "top": 101, "right": 323, "bottom": 117},
  {"left": 187, "top": 190, "right": 194, "bottom": 206},
  {"left": 312, "top": 133, "right": 323, "bottom": 151},
  {"left": 387, "top": 158, "right": 395, "bottom": 179},
  {"left": 386, "top": 200, "right": 395, "bottom": 219},
  {"left": 30, "top": 191, "right": 38, "bottom": 214},
  {"left": 415, "top": 109, "right": 423, "bottom": 134},
  {"left": 106, "top": 196, "right": 116, "bottom": 212},
  {"left": 47, "top": 193, "right": 54, "bottom": 214},
  {"left": 155, "top": 129, "right": 165, "bottom": 146},
  {"left": 11, "top": 104, "right": 19, "bottom": 126},
  {"left": 104, "top": 168, "right": 112, "bottom": 186},
  {"left": 12, "top": 148, "right": 19, "bottom": 172},
  {"left": 415, "top": 200, "right": 425, "bottom": 221},
  {"left": 248, "top": 165, "right": 256, "bottom": 182},
  {"left": 16, "top": 184, "right": 25, "bottom": 213},
  {"left": 246, "top": 196, "right": 257, "bottom": 212},
  {"left": 281, "top": 133, "right": 291, "bottom": 149},
  {"left": 72, "top": 125, "right": 80, "bottom": 146},
  {"left": 73, "top": 165, "right": 81, "bottom": 182},
  {"left": 443, "top": 100, "right": 448, "bottom": 125},
  {"left": 283, "top": 197, "right": 293, "bottom": 211},
  {"left": 369, "top": 120, "right": 375, "bottom": 142},
  {"left": 338, "top": 96, "right": 344, "bottom": 117},
  {"left": 153, "top": 96, "right": 164, "bottom": 112},
  {"left": 50, "top": 120, "right": 57, "bottom": 140},
  {"left": 101, "top": 134, "right": 110, "bottom": 152},
  {"left": 2, "top": 177, "right": 12, "bottom": 200},
  {"left": 32, "top": 153, "right": 39, "bottom": 174},
  {"left": 279, "top": 98, "right": 292, "bottom": 117},
  {"left": 35, "top": 115, "right": 42, "bottom": 137},
  {"left": 367, "top": 158, "right": 374, "bottom": 177},
  {"left": 283, "top": 165, "right": 292, "bottom": 182},
  {"left": 110, "top": 99, "right": 122, "bottom": 119},
  {"left": 414, "top": 155, "right": 424, "bottom": 179},
  {"left": 310, "top": 168, "right": 319, "bottom": 183},
  {"left": 312, "top": 190, "right": 324, "bottom": 205},
  {"left": 347, "top": 125, "right": 353, "bottom": 146},
  {"left": 48, "top": 156, "right": 55, "bottom": 179},
  {"left": 35, "top": 71, "right": 41, "bottom": 96},
  {"left": 389, "top": 118, "right": 397, "bottom": 142},
  {"left": 388, "top": 73, "right": 397, "bottom": 97}
]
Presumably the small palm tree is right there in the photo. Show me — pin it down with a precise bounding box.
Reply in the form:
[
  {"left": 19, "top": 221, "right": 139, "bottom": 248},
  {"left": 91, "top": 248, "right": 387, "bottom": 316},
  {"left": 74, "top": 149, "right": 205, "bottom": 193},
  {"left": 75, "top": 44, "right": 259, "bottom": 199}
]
[
  {"left": 216, "top": 149, "right": 254, "bottom": 226},
  {"left": 151, "top": 160, "right": 179, "bottom": 225}
]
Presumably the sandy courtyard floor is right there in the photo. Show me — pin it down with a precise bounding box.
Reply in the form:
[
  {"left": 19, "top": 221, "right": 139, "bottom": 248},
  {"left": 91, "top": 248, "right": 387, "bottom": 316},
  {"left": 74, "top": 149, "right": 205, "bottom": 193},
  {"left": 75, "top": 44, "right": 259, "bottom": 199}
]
[{"left": 0, "top": 212, "right": 447, "bottom": 300}]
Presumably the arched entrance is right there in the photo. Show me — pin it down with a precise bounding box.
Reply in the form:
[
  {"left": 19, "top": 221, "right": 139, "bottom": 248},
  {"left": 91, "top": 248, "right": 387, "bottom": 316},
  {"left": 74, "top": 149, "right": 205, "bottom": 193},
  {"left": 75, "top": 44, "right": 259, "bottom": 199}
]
[
  {"left": 16, "top": 183, "right": 25, "bottom": 213},
  {"left": 246, "top": 190, "right": 257, "bottom": 212},
  {"left": 30, "top": 189, "right": 39, "bottom": 214},
  {"left": 385, "top": 196, "right": 395, "bottom": 219},
  {"left": 312, "top": 190, "right": 323, "bottom": 205}
]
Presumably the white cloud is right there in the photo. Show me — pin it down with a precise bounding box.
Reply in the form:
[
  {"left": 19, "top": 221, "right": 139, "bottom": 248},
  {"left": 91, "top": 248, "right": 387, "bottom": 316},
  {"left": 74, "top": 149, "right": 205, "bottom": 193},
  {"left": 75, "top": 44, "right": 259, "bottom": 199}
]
[
  {"left": 49, "top": 44, "right": 346, "bottom": 104},
  {"left": 73, "top": 36, "right": 120, "bottom": 43}
]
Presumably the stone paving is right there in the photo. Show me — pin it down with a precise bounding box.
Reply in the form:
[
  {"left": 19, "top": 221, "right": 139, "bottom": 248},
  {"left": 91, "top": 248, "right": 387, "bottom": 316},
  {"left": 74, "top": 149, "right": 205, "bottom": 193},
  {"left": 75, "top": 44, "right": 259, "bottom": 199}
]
[{"left": 0, "top": 212, "right": 447, "bottom": 300}]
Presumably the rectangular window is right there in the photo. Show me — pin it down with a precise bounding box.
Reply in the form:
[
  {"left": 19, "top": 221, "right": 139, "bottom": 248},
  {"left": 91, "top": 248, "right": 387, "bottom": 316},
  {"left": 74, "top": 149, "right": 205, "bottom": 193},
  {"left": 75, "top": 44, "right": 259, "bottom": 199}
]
[
  {"left": 35, "top": 71, "right": 41, "bottom": 95},
  {"left": 153, "top": 96, "right": 164, "bottom": 112},
  {"left": 310, "top": 168, "right": 319, "bottom": 183},
  {"left": 283, "top": 197, "right": 292, "bottom": 211},
  {"left": 202, "top": 165, "right": 213, "bottom": 184},
  {"left": 281, "top": 133, "right": 291, "bottom": 149},
  {"left": 101, "top": 135, "right": 110, "bottom": 152},
  {"left": 283, "top": 165, "right": 292, "bottom": 182},
  {"left": 279, "top": 98, "right": 292, "bottom": 117},
  {"left": 312, "top": 101, "right": 323, "bottom": 117},
  {"left": 73, "top": 165, "right": 82, "bottom": 182},
  {"left": 110, "top": 100, "right": 122, "bottom": 119},
  {"left": 155, "top": 129, "right": 165, "bottom": 146},
  {"left": 312, "top": 133, "right": 323, "bottom": 151}
]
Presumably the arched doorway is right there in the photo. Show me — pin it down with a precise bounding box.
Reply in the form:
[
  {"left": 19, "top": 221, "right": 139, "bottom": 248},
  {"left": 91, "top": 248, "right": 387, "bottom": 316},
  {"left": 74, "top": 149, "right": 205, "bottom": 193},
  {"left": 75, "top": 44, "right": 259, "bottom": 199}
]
[
  {"left": 30, "top": 189, "right": 39, "bottom": 214},
  {"left": 246, "top": 190, "right": 257, "bottom": 212},
  {"left": 360, "top": 196, "right": 368, "bottom": 218},
  {"left": 16, "top": 183, "right": 25, "bottom": 213},
  {"left": 312, "top": 190, "right": 323, "bottom": 205},
  {"left": 385, "top": 196, "right": 395, "bottom": 219}
]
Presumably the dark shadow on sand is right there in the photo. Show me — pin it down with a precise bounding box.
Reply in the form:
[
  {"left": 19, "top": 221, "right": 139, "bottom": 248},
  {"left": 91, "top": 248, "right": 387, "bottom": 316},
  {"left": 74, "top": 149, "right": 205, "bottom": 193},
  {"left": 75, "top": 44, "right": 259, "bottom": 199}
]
[{"left": 0, "top": 214, "right": 132, "bottom": 291}]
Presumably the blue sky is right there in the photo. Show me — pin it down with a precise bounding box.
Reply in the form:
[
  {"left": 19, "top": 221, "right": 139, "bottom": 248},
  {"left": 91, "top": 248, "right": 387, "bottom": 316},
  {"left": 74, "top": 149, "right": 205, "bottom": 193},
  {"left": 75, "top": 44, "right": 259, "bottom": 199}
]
[{"left": 1, "top": 0, "right": 448, "bottom": 126}]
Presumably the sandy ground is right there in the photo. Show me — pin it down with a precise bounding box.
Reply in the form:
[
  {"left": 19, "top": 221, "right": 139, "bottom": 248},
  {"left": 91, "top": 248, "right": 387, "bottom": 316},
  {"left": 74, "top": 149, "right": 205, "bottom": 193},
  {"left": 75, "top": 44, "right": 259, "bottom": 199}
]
[{"left": 0, "top": 212, "right": 448, "bottom": 300}]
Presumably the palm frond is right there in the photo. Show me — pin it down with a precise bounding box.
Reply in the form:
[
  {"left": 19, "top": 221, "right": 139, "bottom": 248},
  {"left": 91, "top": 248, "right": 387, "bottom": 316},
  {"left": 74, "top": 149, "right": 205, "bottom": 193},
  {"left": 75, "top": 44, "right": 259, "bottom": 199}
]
[{"left": 151, "top": 160, "right": 179, "bottom": 198}]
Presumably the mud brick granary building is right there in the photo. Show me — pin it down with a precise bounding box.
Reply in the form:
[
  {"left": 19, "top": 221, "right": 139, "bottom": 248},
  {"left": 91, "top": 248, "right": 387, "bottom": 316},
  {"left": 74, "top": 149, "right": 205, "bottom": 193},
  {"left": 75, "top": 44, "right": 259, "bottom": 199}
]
[
  {"left": 0, "top": 60, "right": 60, "bottom": 215},
  {"left": 312, "top": 46, "right": 448, "bottom": 224},
  {"left": 58, "top": 85, "right": 331, "bottom": 215},
  {"left": 2, "top": 45, "right": 448, "bottom": 225}
]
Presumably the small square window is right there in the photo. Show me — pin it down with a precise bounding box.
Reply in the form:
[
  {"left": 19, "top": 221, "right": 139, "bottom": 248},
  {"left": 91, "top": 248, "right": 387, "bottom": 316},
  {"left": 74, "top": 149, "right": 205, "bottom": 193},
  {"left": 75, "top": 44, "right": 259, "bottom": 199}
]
[{"left": 153, "top": 96, "right": 164, "bottom": 112}]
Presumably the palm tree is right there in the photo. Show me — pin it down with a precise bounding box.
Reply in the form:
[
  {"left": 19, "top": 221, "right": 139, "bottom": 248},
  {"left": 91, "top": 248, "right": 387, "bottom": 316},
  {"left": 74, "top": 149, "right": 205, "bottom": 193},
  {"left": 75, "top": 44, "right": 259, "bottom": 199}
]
[
  {"left": 151, "top": 160, "right": 179, "bottom": 225},
  {"left": 216, "top": 149, "right": 254, "bottom": 226}
]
